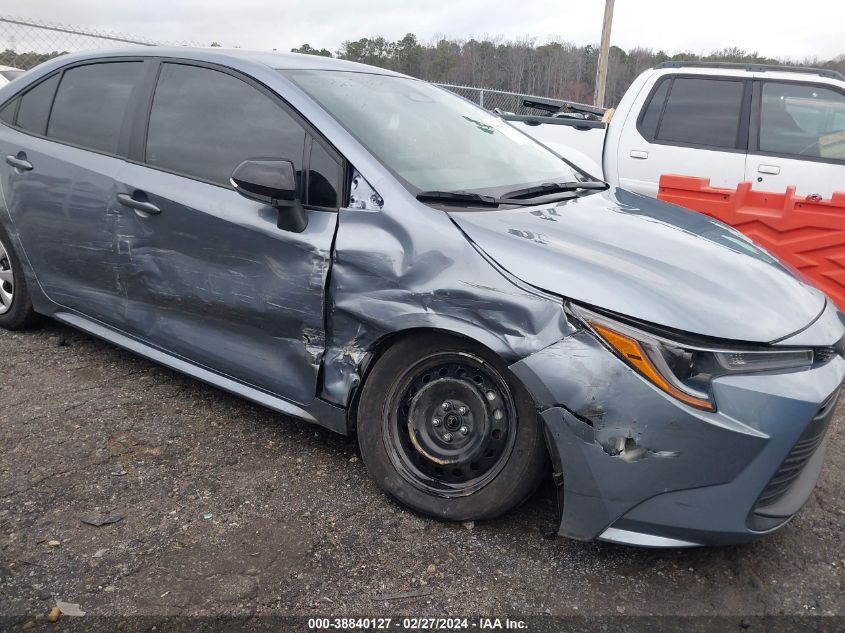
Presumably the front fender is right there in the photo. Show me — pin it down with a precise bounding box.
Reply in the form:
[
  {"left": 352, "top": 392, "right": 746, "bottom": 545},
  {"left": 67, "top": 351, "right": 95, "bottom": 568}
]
[{"left": 321, "top": 203, "right": 573, "bottom": 408}]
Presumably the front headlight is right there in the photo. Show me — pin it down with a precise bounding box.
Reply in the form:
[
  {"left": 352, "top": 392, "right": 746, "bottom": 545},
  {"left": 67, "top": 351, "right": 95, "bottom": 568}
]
[{"left": 569, "top": 304, "right": 815, "bottom": 412}]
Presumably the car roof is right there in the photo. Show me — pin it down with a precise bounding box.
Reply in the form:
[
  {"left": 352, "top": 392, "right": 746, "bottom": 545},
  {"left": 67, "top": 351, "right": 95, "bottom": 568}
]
[{"left": 41, "top": 46, "right": 407, "bottom": 77}]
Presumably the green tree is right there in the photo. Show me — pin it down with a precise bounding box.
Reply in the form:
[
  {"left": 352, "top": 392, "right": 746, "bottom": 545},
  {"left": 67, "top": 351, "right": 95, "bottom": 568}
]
[
  {"left": 291, "top": 43, "right": 333, "bottom": 57},
  {"left": 394, "top": 33, "right": 422, "bottom": 76}
]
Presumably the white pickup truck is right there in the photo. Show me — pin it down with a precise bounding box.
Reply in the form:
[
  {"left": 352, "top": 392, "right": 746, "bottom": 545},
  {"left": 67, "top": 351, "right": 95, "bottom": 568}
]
[
  {"left": 507, "top": 61, "right": 845, "bottom": 198},
  {"left": 0, "top": 65, "right": 24, "bottom": 88}
]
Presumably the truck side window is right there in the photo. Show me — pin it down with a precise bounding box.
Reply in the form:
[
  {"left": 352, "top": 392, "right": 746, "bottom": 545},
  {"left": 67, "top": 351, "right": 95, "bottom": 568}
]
[
  {"left": 655, "top": 78, "right": 744, "bottom": 149},
  {"left": 639, "top": 78, "right": 670, "bottom": 141},
  {"left": 759, "top": 82, "right": 845, "bottom": 161}
]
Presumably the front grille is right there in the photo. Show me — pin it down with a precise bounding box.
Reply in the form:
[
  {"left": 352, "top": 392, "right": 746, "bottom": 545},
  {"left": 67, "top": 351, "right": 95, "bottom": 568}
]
[{"left": 753, "top": 389, "right": 838, "bottom": 510}]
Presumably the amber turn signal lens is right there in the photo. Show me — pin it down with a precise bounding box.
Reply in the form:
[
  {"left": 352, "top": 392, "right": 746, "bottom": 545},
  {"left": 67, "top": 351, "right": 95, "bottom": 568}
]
[{"left": 591, "top": 322, "right": 715, "bottom": 411}]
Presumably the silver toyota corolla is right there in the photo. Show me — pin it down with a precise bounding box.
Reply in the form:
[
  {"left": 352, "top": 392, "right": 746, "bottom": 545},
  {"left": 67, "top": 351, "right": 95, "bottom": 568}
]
[{"left": 1, "top": 48, "right": 842, "bottom": 547}]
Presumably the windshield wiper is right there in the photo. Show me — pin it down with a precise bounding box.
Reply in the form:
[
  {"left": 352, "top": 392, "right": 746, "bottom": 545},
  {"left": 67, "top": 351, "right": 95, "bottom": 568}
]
[
  {"left": 501, "top": 180, "right": 608, "bottom": 200},
  {"left": 416, "top": 191, "right": 543, "bottom": 207}
]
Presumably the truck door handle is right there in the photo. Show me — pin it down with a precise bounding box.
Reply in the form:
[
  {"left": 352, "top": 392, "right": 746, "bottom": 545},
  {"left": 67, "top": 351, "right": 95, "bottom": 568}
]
[
  {"left": 117, "top": 193, "right": 161, "bottom": 216},
  {"left": 5, "top": 154, "right": 33, "bottom": 171},
  {"left": 758, "top": 164, "right": 781, "bottom": 175},
  {"left": 630, "top": 150, "right": 648, "bottom": 159}
]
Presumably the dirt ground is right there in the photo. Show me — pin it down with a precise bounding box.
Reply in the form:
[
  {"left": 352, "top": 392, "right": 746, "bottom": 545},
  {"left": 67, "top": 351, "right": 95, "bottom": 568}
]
[{"left": 1, "top": 322, "right": 844, "bottom": 626}]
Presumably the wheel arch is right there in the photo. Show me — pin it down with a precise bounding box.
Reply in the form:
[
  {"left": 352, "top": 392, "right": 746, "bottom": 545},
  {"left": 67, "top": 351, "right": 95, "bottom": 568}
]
[{"left": 343, "top": 324, "right": 531, "bottom": 435}]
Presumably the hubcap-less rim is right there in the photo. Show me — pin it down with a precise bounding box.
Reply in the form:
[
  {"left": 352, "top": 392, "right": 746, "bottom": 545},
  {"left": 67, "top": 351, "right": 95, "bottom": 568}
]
[
  {"left": 383, "top": 352, "right": 517, "bottom": 497},
  {"left": 0, "top": 238, "right": 13, "bottom": 315}
]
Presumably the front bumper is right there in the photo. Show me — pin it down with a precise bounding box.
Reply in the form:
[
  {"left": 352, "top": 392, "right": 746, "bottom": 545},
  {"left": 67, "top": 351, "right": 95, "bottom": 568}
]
[{"left": 510, "top": 328, "right": 845, "bottom": 547}]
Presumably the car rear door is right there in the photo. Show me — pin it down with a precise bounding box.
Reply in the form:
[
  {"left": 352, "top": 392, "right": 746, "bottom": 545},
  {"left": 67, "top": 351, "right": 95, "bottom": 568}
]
[
  {"left": 746, "top": 79, "right": 845, "bottom": 197},
  {"left": 113, "top": 61, "right": 341, "bottom": 405},
  {"left": 615, "top": 74, "right": 751, "bottom": 196},
  {"left": 0, "top": 60, "right": 148, "bottom": 326}
]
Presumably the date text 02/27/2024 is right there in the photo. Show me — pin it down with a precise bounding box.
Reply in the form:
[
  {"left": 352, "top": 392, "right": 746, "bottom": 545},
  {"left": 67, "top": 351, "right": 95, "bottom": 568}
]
[{"left": 307, "top": 617, "right": 528, "bottom": 630}]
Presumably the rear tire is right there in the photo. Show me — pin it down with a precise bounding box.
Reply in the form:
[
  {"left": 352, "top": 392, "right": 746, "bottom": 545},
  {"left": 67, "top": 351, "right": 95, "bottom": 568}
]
[
  {"left": 357, "top": 333, "right": 548, "bottom": 521},
  {"left": 0, "top": 224, "right": 39, "bottom": 330}
]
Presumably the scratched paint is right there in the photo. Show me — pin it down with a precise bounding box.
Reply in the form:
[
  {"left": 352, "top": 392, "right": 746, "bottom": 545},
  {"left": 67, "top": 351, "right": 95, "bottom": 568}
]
[{"left": 510, "top": 330, "right": 845, "bottom": 541}]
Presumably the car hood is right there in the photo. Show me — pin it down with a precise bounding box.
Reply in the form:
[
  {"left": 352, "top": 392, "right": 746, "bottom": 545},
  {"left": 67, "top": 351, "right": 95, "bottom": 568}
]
[{"left": 450, "top": 188, "right": 825, "bottom": 343}]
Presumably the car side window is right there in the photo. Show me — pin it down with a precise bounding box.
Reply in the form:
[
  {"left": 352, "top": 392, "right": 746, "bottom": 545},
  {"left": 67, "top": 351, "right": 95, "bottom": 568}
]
[
  {"left": 47, "top": 62, "right": 144, "bottom": 154},
  {"left": 654, "top": 77, "right": 745, "bottom": 149},
  {"left": 307, "top": 138, "right": 341, "bottom": 208},
  {"left": 16, "top": 73, "right": 60, "bottom": 135},
  {"left": 0, "top": 97, "right": 18, "bottom": 125},
  {"left": 759, "top": 82, "right": 845, "bottom": 161},
  {"left": 145, "top": 63, "right": 306, "bottom": 188}
]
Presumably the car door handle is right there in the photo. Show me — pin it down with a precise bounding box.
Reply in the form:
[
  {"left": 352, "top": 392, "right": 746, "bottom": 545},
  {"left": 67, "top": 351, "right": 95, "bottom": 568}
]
[
  {"left": 117, "top": 193, "right": 161, "bottom": 216},
  {"left": 758, "top": 164, "right": 781, "bottom": 175},
  {"left": 630, "top": 150, "right": 648, "bottom": 159},
  {"left": 5, "top": 155, "right": 33, "bottom": 171}
]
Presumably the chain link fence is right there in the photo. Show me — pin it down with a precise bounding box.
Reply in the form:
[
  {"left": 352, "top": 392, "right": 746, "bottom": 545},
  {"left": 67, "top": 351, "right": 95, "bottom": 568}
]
[
  {"left": 432, "top": 84, "right": 550, "bottom": 115},
  {"left": 0, "top": 15, "right": 197, "bottom": 70},
  {"left": 0, "top": 15, "right": 560, "bottom": 115}
]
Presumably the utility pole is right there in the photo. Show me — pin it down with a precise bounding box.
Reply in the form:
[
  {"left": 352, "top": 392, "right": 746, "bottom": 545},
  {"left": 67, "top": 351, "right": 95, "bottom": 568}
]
[{"left": 594, "top": 0, "right": 615, "bottom": 108}]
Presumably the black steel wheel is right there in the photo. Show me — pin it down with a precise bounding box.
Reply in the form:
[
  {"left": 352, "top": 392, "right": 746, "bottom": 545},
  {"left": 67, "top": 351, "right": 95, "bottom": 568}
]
[
  {"left": 358, "top": 333, "right": 548, "bottom": 521},
  {"left": 386, "top": 354, "right": 517, "bottom": 497}
]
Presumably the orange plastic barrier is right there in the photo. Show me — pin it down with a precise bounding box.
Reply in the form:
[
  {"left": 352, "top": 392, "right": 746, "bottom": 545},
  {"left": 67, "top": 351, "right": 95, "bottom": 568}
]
[{"left": 657, "top": 175, "right": 845, "bottom": 311}]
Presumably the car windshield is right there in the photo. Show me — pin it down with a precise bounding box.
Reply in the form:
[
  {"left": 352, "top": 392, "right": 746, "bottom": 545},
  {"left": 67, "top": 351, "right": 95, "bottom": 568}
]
[
  {"left": 283, "top": 69, "right": 583, "bottom": 194},
  {"left": 0, "top": 69, "right": 23, "bottom": 81}
]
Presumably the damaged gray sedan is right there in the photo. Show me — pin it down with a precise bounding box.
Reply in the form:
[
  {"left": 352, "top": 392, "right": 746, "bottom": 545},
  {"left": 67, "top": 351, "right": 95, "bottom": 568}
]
[{"left": 1, "top": 49, "right": 843, "bottom": 547}]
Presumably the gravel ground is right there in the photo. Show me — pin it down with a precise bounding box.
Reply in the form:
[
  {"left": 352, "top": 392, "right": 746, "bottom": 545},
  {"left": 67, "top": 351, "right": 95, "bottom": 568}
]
[{"left": 1, "top": 322, "right": 844, "bottom": 625}]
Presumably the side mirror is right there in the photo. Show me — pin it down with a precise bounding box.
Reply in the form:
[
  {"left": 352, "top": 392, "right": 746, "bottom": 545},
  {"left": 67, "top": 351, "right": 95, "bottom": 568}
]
[{"left": 231, "top": 159, "right": 308, "bottom": 233}]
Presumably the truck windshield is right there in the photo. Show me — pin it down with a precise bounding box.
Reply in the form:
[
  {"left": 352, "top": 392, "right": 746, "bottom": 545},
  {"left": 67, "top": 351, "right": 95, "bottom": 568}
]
[{"left": 283, "top": 70, "right": 583, "bottom": 194}]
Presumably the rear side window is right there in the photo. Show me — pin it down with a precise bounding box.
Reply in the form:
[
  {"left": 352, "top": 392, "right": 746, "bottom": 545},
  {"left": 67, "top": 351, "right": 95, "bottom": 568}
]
[
  {"left": 655, "top": 77, "right": 745, "bottom": 149},
  {"left": 47, "top": 62, "right": 143, "bottom": 154},
  {"left": 638, "top": 78, "right": 670, "bottom": 140},
  {"left": 759, "top": 82, "right": 845, "bottom": 161},
  {"left": 145, "top": 63, "right": 306, "bottom": 187},
  {"left": 17, "top": 73, "right": 60, "bottom": 135},
  {"left": 0, "top": 98, "right": 18, "bottom": 125}
]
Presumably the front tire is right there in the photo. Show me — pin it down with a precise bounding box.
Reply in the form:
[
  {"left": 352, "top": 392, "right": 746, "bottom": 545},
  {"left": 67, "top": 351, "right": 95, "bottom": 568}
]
[
  {"left": 0, "top": 224, "right": 39, "bottom": 330},
  {"left": 357, "top": 333, "right": 547, "bottom": 521}
]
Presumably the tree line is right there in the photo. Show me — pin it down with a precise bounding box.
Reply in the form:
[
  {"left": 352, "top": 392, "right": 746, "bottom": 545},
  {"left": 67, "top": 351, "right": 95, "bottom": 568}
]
[
  {"left": 2, "top": 33, "right": 842, "bottom": 108},
  {"left": 292, "top": 34, "right": 845, "bottom": 106}
]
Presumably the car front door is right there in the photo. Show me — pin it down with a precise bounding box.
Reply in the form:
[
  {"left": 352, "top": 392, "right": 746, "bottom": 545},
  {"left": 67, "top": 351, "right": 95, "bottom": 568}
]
[
  {"left": 113, "top": 61, "right": 341, "bottom": 405},
  {"left": 615, "top": 74, "right": 750, "bottom": 196},
  {"left": 747, "top": 79, "right": 845, "bottom": 197},
  {"left": 0, "top": 61, "right": 147, "bottom": 326}
]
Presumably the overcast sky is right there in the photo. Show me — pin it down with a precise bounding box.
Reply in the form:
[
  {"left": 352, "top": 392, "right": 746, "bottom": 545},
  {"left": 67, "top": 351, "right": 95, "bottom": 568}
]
[{"left": 5, "top": 0, "right": 844, "bottom": 60}]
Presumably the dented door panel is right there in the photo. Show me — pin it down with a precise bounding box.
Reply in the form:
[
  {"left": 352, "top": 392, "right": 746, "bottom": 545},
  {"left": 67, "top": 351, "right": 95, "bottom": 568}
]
[
  {"left": 113, "top": 162, "right": 336, "bottom": 405},
  {"left": 1, "top": 128, "right": 129, "bottom": 326}
]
